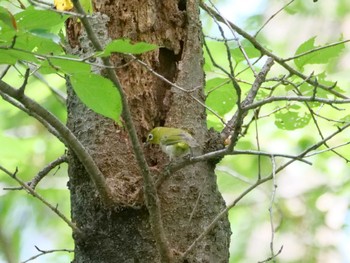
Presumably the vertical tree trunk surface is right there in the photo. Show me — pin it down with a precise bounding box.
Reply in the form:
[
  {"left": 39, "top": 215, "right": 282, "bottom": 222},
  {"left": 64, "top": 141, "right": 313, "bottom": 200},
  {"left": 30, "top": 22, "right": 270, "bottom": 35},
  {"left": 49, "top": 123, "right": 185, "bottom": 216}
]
[{"left": 66, "top": 1, "right": 231, "bottom": 262}]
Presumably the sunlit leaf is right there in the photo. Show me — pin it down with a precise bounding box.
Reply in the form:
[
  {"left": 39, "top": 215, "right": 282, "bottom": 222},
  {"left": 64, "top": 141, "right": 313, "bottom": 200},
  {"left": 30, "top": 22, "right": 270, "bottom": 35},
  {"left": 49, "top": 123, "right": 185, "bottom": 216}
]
[
  {"left": 70, "top": 73, "right": 122, "bottom": 123},
  {"left": 340, "top": 115, "right": 350, "bottom": 123},
  {"left": 205, "top": 77, "right": 237, "bottom": 116},
  {"left": 13, "top": 31, "right": 63, "bottom": 55},
  {"left": 15, "top": 8, "right": 68, "bottom": 31},
  {"left": 81, "top": 0, "right": 93, "bottom": 13},
  {"left": 100, "top": 39, "right": 158, "bottom": 56},
  {"left": 0, "top": 49, "right": 38, "bottom": 65},
  {"left": 39, "top": 57, "right": 91, "bottom": 74},
  {"left": 294, "top": 36, "right": 345, "bottom": 70},
  {"left": 274, "top": 109, "right": 311, "bottom": 130}
]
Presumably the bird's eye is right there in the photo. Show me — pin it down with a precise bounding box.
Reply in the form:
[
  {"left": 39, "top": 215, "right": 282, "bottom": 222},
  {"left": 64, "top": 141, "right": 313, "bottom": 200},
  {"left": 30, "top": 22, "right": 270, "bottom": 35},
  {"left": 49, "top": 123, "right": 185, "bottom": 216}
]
[{"left": 147, "top": 133, "right": 153, "bottom": 141}]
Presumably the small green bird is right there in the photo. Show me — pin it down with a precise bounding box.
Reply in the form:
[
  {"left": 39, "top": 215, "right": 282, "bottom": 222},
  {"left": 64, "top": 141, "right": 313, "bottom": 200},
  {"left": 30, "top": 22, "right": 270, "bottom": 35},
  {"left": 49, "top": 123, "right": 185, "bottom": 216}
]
[{"left": 146, "top": 127, "right": 198, "bottom": 160}]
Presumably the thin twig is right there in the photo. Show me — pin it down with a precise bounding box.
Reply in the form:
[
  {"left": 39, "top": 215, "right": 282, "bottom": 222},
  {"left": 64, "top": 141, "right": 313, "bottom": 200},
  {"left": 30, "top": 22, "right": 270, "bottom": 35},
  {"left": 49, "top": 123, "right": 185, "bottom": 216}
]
[
  {"left": 255, "top": 110, "right": 262, "bottom": 180},
  {"left": 305, "top": 141, "right": 350, "bottom": 157},
  {"left": 268, "top": 156, "right": 278, "bottom": 262},
  {"left": 224, "top": 57, "right": 275, "bottom": 149},
  {"left": 0, "top": 90, "right": 63, "bottom": 141},
  {"left": 0, "top": 80, "right": 113, "bottom": 205},
  {"left": 208, "top": 0, "right": 257, "bottom": 77},
  {"left": 0, "top": 46, "right": 112, "bottom": 71},
  {"left": 207, "top": 0, "right": 243, "bottom": 78},
  {"left": 180, "top": 122, "right": 350, "bottom": 258},
  {"left": 258, "top": 245, "right": 284, "bottom": 263},
  {"left": 19, "top": 61, "right": 67, "bottom": 104},
  {"left": 21, "top": 246, "right": 74, "bottom": 263},
  {"left": 0, "top": 165, "right": 82, "bottom": 236},
  {"left": 255, "top": 0, "right": 295, "bottom": 37},
  {"left": 0, "top": 65, "right": 11, "bottom": 80},
  {"left": 203, "top": 24, "right": 242, "bottom": 109},
  {"left": 19, "top": 68, "right": 30, "bottom": 94},
  {"left": 291, "top": 86, "right": 349, "bottom": 162},
  {"left": 244, "top": 96, "right": 350, "bottom": 111},
  {"left": 29, "top": 155, "right": 67, "bottom": 189},
  {"left": 199, "top": 2, "right": 348, "bottom": 100},
  {"left": 283, "top": 39, "right": 350, "bottom": 62},
  {"left": 181, "top": 148, "right": 312, "bottom": 170},
  {"left": 3, "top": 155, "right": 68, "bottom": 191},
  {"left": 130, "top": 54, "right": 226, "bottom": 125},
  {"left": 16, "top": 0, "right": 26, "bottom": 9}
]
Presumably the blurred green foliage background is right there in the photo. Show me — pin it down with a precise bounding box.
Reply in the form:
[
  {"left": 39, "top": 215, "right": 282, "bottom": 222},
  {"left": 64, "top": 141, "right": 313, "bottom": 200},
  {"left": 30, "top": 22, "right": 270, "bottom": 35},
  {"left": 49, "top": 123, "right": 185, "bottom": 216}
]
[{"left": 1, "top": 0, "right": 350, "bottom": 262}]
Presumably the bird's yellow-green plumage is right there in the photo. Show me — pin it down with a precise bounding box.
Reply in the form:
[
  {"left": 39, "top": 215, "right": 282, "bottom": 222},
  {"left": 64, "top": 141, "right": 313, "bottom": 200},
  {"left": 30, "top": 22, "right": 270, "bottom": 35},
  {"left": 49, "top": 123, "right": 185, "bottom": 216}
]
[{"left": 146, "top": 127, "right": 198, "bottom": 160}]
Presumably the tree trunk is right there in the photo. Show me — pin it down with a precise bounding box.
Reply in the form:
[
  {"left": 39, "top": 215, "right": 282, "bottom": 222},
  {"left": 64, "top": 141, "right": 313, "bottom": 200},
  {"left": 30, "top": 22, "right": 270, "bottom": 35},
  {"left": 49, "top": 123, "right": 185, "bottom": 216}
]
[{"left": 66, "top": 0, "right": 231, "bottom": 262}]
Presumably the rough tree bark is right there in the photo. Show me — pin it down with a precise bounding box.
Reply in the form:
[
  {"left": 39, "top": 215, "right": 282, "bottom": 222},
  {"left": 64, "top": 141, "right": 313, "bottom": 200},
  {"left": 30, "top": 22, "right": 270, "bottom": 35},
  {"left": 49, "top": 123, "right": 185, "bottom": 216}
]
[{"left": 66, "top": 0, "right": 231, "bottom": 262}]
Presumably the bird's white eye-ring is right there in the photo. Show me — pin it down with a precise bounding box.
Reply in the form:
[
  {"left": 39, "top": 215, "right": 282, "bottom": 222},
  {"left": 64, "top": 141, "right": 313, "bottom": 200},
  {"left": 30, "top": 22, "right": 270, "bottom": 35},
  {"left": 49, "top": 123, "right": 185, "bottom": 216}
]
[{"left": 147, "top": 133, "right": 153, "bottom": 141}]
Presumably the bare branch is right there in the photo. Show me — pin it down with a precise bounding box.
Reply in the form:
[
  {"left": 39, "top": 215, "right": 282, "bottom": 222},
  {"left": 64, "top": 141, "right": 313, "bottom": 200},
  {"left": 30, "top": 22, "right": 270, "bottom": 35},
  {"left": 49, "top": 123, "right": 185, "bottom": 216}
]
[
  {"left": 268, "top": 156, "right": 278, "bottom": 262},
  {"left": 16, "top": 0, "right": 26, "bottom": 9},
  {"left": 244, "top": 96, "right": 350, "bottom": 111},
  {"left": 283, "top": 39, "right": 350, "bottom": 62},
  {"left": 203, "top": 38, "right": 242, "bottom": 108},
  {"left": 181, "top": 122, "right": 350, "bottom": 258},
  {"left": 3, "top": 155, "right": 67, "bottom": 191},
  {"left": 29, "top": 155, "right": 68, "bottom": 190},
  {"left": 0, "top": 80, "right": 113, "bottom": 205},
  {"left": 190, "top": 148, "right": 311, "bottom": 165},
  {"left": 20, "top": 62, "right": 67, "bottom": 105},
  {"left": 0, "top": 65, "right": 11, "bottom": 80},
  {"left": 200, "top": 2, "right": 348, "bottom": 100},
  {"left": 208, "top": 0, "right": 258, "bottom": 77},
  {"left": 255, "top": 0, "right": 295, "bottom": 37},
  {"left": 223, "top": 57, "right": 275, "bottom": 149},
  {"left": 258, "top": 245, "right": 284, "bottom": 263},
  {"left": 0, "top": 165, "right": 83, "bottom": 236},
  {"left": 18, "top": 68, "right": 30, "bottom": 94},
  {"left": 130, "top": 55, "right": 226, "bottom": 125},
  {"left": 21, "top": 246, "right": 74, "bottom": 263},
  {"left": 207, "top": 0, "right": 245, "bottom": 78},
  {"left": 291, "top": 85, "right": 350, "bottom": 162},
  {"left": 0, "top": 90, "right": 63, "bottom": 141},
  {"left": 305, "top": 141, "right": 350, "bottom": 157}
]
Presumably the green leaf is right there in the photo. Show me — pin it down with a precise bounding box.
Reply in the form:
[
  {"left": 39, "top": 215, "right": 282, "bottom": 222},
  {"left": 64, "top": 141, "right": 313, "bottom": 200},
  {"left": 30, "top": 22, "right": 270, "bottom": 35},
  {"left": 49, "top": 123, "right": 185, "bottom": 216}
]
[
  {"left": 340, "top": 115, "right": 350, "bottom": 123},
  {"left": 317, "top": 72, "right": 345, "bottom": 94},
  {"left": 15, "top": 8, "right": 68, "bottom": 32},
  {"left": 13, "top": 31, "right": 63, "bottom": 55},
  {"left": 274, "top": 109, "right": 311, "bottom": 130},
  {"left": 81, "top": 0, "right": 93, "bottom": 14},
  {"left": 100, "top": 39, "right": 158, "bottom": 56},
  {"left": 294, "top": 36, "right": 345, "bottom": 70},
  {"left": 0, "top": 27, "right": 17, "bottom": 46},
  {"left": 29, "top": 29, "right": 61, "bottom": 44},
  {"left": 0, "top": 7, "right": 17, "bottom": 30},
  {"left": 39, "top": 57, "right": 91, "bottom": 74},
  {"left": 205, "top": 77, "right": 237, "bottom": 116},
  {"left": 0, "top": 49, "right": 38, "bottom": 65},
  {"left": 298, "top": 72, "right": 345, "bottom": 99},
  {"left": 204, "top": 40, "right": 236, "bottom": 73},
  {"left": 70, "top": 73, "right": 122, "bottom": 122}
]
